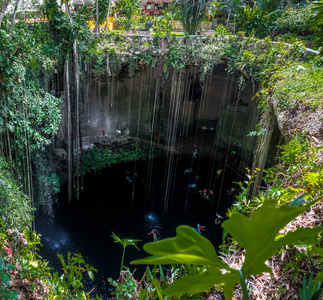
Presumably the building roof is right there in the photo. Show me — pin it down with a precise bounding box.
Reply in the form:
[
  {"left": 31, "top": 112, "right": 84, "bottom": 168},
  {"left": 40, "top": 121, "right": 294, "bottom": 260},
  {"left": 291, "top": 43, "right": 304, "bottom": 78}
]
[
  {"left": 142, "top": 0, "right": 172, "bottom": 3},
  {"left": 71, "top": 0, "right": 171, "bottom": 7},
  {"left": 72, "top": 0, "right": 94, "bottom": 6}
]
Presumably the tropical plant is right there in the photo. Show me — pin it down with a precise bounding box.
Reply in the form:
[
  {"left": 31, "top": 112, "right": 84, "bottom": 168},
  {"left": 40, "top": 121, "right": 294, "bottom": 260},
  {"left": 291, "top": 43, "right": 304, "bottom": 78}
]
[
  {"left": 152, "top": 9, "right": 175, "bottom": 36},
  {"left": 274, "top": 3, "right": 315, "bottom": 36},
  {"left": 111, "top": 231, "right": 141, "bottom": 273},
  {"left": 236, "top": 5, "right": 279, "bottom": 37},
  {"left": 170, "top": 0, "right": 218, "bottom": 35},
  {"left": 310, "top": 0, "right": 323, "bottom": 53},
  {"left": 255, "top": 0, "right": 286, "bottom": 12},
  {"left": 0, "top": 257, "right": 19, "bottom": 299},
  {"left": 299, "top": 273, "right": 322, "bottom": 300},
  {"left": 115, "top": 0, "right": 141, "bottom": 30},
  {"left": 217, "top": 0, "right": 244, "bottom": 25},
  {"left": 108, "top": 267, "right": 141, "bottom": 299},
  {"left": 0, "top": 157, "right": 33, "bottom": 231},
  {"left": 132, "top": 198, "right": 323, "bottom": 299},
  {"left": 55, "top": 252, "right": 97, "bottom": 298},
  {"left": 92, "top": 0, "right": 111, "bottom": 32}
]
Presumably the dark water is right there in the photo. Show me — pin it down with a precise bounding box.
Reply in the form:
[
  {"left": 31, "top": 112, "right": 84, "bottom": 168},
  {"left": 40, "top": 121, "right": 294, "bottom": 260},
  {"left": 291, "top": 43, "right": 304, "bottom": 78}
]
[{"left": 35, "top": 155, "right": 239, "bottom": 299}]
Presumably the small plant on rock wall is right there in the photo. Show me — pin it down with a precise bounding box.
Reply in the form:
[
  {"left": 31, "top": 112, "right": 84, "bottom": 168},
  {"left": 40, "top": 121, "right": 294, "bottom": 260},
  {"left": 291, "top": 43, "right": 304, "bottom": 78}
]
[{"left": 83, "top": 144, "right": 147, "bottom": 174}]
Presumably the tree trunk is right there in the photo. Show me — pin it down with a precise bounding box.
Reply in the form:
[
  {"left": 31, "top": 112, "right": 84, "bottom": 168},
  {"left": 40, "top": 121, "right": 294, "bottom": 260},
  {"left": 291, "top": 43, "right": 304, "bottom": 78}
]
[
  {"left": 10, "top": 0, "right": 20, "bottom": 29},
  {"left": 65, "top": 2, "right": 74, "bottom": 27},
  {"left": 96, "top": 0, "right": 99, "bottom": 33},
  {"left": 106, "top": 0, "right": 111, "bottom": 33},
  {"left": 0, "top": 0, "right": 11, "bottom": 24}
]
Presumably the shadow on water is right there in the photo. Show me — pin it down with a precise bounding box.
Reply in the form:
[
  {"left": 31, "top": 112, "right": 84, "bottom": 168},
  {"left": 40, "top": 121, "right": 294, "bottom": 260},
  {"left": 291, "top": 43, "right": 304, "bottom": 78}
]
[{"left": 35, "top": 155, "right": 239, "bottom": 299}]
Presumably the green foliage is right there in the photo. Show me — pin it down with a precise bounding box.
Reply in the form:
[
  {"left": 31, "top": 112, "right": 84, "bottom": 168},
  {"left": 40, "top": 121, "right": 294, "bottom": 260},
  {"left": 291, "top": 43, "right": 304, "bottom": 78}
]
[
  {"left": 93, "top": 0, "right": 111, "bottom": 25},
  {"left": 83, "top": 144, "right": 147, "bottom": 174},
  {"left": 0, "top": 221, "right": 101, "bottom": 299},
  {"left": 310, "top": 0, "right": 323, "bottom": 53},
  {"left": 255, "top": 0, "right": 286, "bottom": 12},
  {"left": 111, "top": 231, "right": 141, "bottom": 273},
  {"left": 33, "top": 152, "right": 61, "bottom": 211},
  {"left": 299, "top": 273, "right": 322, "bottom": 300},
  {"left": 115, "top": 0, "right": 141, "bottom": 30},
  {"left": 217, "top": 0, "right": 244, "bottom": 23},
  {"left": 132, "top": 198, "right": 323, "bottom": 299},
  {"left": 0, "top": 157, "right": 33, "bottom": 231},
  {"left": 152, "top": 10, "right": 175, "bottom": 36},
  {"left": 0, "top": 16, "right": 64, "bottom": 191},
  {"left": 0, "top": 257, "right": 19, "bottom": 299},
  {"left": 269, "top": 63, "right": 323, "bottom": 110},
  {"left": 274, "top": 4, "right": 315, "bottom": 36},
  {"left": 54, "top": 252, "right": 97, "bottom": 298},
  {"left": 236, "top": 6, "right": 279, "bottom": 38},
  {"left": 108, "top": 268, "right": 141, "bottom": 299},
  {"left": 264, "top": 134, "right": 323, "bottom": 192},
  {"left": 170, "top": 0, "right": 218, "bottom": 35},
  {"left": 113, "top": 16, "right": 128, "bottom": 30}
]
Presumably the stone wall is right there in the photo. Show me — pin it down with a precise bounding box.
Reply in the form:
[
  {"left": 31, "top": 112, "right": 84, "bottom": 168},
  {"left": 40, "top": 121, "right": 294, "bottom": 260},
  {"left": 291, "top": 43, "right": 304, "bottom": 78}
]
[{"left": 56, "top": 63, "right": 259, "bottom": 165}]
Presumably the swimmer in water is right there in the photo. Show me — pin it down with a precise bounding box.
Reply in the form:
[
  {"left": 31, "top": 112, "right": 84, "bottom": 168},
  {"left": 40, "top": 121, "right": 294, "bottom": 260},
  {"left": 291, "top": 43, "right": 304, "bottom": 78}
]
[{"left": 148, "top": 229, "right": 158, "bottom": 242}]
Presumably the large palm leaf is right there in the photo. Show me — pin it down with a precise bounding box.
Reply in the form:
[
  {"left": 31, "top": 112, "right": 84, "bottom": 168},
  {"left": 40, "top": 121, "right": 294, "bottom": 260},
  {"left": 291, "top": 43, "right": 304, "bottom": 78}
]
[{"left": 171, "top": 0, "right": 218, "bottom": 34}]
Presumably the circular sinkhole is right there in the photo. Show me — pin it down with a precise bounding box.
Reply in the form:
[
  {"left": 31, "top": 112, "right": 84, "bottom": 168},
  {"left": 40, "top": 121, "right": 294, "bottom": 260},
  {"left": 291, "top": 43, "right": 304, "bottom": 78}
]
[{"left": 35, "top": 154, "right": 241, "bottom": 299}]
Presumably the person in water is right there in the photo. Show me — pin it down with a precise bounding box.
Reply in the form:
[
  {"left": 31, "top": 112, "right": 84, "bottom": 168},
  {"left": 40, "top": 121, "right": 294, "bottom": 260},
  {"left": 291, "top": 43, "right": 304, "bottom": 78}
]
[
  {"left": 193, "top": 148, "right": 198, "bottom": 158},
  {"left": 194, "top": 223, "right": 206, "bottom": 235},
  {"left": 216, "top": 169, "right": 223, "bottom": 177},
  {"left": 149, "top": 229, "right": 158, "bottom": 242},
  {"left": 227, "top": 187, "right": 236, "bottom": 195}
]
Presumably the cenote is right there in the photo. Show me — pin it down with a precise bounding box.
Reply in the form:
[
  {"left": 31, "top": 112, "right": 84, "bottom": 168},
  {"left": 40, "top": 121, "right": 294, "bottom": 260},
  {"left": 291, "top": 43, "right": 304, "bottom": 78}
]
[
  {"left": 35, "top": 153, "right": 243, "bottom": 299},
  {"left": 3, "top": 1, "right": 323, "bottom": 298},
  {"left": 34, "top": 62, "right": 264, "bottom": 298}
]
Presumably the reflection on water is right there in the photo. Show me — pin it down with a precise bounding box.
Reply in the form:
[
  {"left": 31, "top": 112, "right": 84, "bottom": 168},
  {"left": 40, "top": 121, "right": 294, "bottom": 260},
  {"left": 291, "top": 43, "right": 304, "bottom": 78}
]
[{"left": 35, "top": 155, "right": 238, "bottom": 299}]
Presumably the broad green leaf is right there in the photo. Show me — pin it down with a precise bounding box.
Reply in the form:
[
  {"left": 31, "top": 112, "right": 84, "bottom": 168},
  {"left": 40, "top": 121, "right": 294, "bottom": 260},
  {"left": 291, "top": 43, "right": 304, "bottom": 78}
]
[
  {"left": 311, "top": 247, "right": 323, "bottom": 283},
  {"left": 131, "top": 226, "right": 227, "bottom": 268},
  {"left": 163, "top": 267, "right": 239, "bottom": 297},
  {"left": 222, "top": 200, "right": 320, "bottom": 277},
  {"left": 314, "top": 272, "right": 323, "bottom": 283}
]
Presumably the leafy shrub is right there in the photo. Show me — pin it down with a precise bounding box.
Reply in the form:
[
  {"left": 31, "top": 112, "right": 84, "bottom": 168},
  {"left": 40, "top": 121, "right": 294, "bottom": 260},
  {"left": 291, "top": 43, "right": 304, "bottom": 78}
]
[
  {"left": 152, "top": 10, "right": 175, "bottom": 36},
  {"left": 257, "top": 0, "right": 286, "bottom": 12},
  {"left": 274, "top": 4, "right": 315, "bottom": 36},
  {"left": 0, "top": 157, "right": 33, "bottom": 231},
  {"left": 236, "top": 6, "right": 279, "bottom": 38},
  {"left": 113, "top": 16, "right": 128, "bottom": 30},
  {"left": 83, "top": 144, "right": 147, "bottom": 174},
  {"left": 0, "top": 224, "right": 99, "bottom": 299},
  {"left": 132, "top": 197, "right": 323, "bottom": 299}
]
